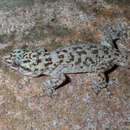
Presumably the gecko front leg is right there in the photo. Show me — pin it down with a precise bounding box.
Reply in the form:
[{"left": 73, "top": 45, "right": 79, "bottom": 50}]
[
  {"left": 42, "top": 73, "right": 66, "bottom": 97},
  {"left": 91, "top": 72, "right": 112, "bottom": 97}
]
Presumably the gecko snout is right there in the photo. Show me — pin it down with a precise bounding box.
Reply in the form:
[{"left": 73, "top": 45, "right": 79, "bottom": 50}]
[{"left": 2, "top": 54, "right": 12, "bottom": 64}]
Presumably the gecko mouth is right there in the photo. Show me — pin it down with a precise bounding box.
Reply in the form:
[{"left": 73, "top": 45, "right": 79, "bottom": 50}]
[
  {"left": 2, "top": 55, "right": 12, "bottom": 65},
  {"left": 2, "top": 55, "right": 20, "bottom": 70}
]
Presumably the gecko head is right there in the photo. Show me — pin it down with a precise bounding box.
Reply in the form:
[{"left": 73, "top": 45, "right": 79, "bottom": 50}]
[
  {"left": 2, "top": 47, "right": 47, "bottom": 68},
  {"left": 2, "top": 48, "right": 45, "bottom": 77},
  {"left": 2, "top": 49, "right": 26, "bottom": 70}
]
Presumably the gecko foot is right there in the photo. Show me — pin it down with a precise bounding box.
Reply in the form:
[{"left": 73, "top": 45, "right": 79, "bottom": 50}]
[
  {"left": 42, "top": 87, "right": 59, "bottom": 98},
  {"left": 48, "top": 88, "right": 59, "bottom": 98},
  {"left": 91, "top": 85, "right": 102, "bottom": 95},
  {"left": 108, "top": 80, "right": 120, "bottom": 87},
  {"left": 91, "top": 83, "right": 113, "bottom": 98},
  {"left": 103, "top": 88, "right": 113, "bottom": 98}
]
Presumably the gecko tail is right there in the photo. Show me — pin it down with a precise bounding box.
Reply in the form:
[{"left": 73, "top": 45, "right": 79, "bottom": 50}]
[{"left": 101, "top": 18, "right": 128, "bottom": 48}]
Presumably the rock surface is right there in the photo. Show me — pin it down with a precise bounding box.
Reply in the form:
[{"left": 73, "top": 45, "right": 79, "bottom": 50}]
[{"left": 0, "top": 0, "right": 130, "bottom": 129}]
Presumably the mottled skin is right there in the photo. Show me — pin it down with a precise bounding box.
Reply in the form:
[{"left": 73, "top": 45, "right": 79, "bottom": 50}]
[{"left": 2, "top": 20, "right": 130, "bottom": 97}]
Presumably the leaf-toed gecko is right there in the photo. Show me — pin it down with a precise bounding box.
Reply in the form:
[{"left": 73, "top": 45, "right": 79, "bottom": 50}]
[{"left": 2, "top": 21, "right": 130, "bottom": 97}]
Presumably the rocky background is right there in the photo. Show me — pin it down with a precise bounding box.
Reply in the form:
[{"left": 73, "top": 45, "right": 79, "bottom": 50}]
[{"left": 0, "top": 0, "right": 130, "bottom": 129}]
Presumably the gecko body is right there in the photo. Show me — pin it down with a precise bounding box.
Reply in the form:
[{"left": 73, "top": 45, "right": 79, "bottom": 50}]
[
  {"left": 2, "top": 20, "right": 130, "bottom": 97},
  {"left": 3, "top": 43, "right": 129, "bottom": 96}
]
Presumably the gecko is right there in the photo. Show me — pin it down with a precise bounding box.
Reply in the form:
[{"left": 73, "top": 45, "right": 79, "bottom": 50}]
[{"left": 2, "top": 21, "right": 130, "bottom": 97}]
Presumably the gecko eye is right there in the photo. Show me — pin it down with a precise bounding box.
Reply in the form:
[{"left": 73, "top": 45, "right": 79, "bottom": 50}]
[{"left": 13, "top": 61, "right": 19, "bottom": 67}]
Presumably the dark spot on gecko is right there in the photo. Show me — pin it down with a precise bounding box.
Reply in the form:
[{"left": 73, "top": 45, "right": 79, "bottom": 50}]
[
  {"left": 32, "top": 63, "right": 37, "bottom": 66},
  {"left": 37, "top": 52, "right": 42, "bottom": 55},
  {"left": 58, "top": 55, "right": 64, "bottom": 59},
  {"left": 56, "top": 51, "right": 60, "bottom": 54},
  {"left": 44, "top": 62, "right": 53, "bottom": 67},
  {"left": 22, "top": 49, "right": 26, "bottom": 52},
  {"left": 40, "top": 49, "right": 48, "bottom": 53},
  {"left": 72, "top": 46, "right": 82, "bottom": 51},
  {"left": 70, "top": 52, "right": 74, "bottom": 61},
  {"left": 40, "top": 68, "right": 45, "bottom": 72},
  {"left": 62, "top": 50, "right": 68, "bottom": 53},
  {"left": 53, "top": 63, "right": 58, "bottom": 68},
  {"left": 34, "top": 68, "right": 38, "bottom": 72},
  {"left": 75, "top": 57, "right": 81, "bottom": 65},
  {"left": 29, "top": 53, "right": 34, "bottom": 59},
  {"left": 49, "top": 63, "right": 59, "bottom": 72},
  {"left": 83, "top": 61, "right": 86, "bottom": 66},
  {"left": 66, "top": 52, "right": 75, "bottom": 63},
  {"left": 23, "top": 49, "right": 29, "bottom": 52},
  {"left": 83, "top": 57, "right": 95, "bottom": 66},
  {"left": 21, "top": 66, "right": 32, "bottom": 72},
  {"left": 92, "top": 49, "right": 98, "bottom": 54},
  {"left": 102, "top": 47, "right": 109, "bottom": 55},
  {"left": 37, "top": 59, "right": 42, "bottom": 64},
  {"left": 10, "top": 53, "right": 14, "bottom": 57},
  {"left": 45, "top": 58, "right": 52, "bottom": 62},
  {"left": 91, "top": 45, "right": 98, "bottom": 48},
  {"left": 80, "top": 66, "right": 83, "bottom": 69},
  {"left": 66, "top": 60, "right": 71, "bottom": 63},
  {"left": 59, "top": 59, "right": 63, "bottom": 64},
  {"left": 87, "top": 57, "right": 95, "bottom": 64},
  {"left": 23, "top": 60, "right": 31, "bottom": 63},
  {"left": 43, "top": 52, "right": 50, "bottom": 56},
  {"left": 17, "top": 50, "right": 21, "bottom": 53},
  {"left": 104, "top": 50, "right": 109, "bottom": 55},
  {"left": 108, "top": 55, "right": 111, "bottom": 58},
  {"left": 76, "top": 51, "right": 87, "bottom": 55},
  {"left": 23, "top": 53, "right": 28, "bottom": 57},
  {"left": 32, "top": 54, "right": 37, "bottom": 58},
  {"left": 114, "top": 51, "right": 120, "bottom": 57}
]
